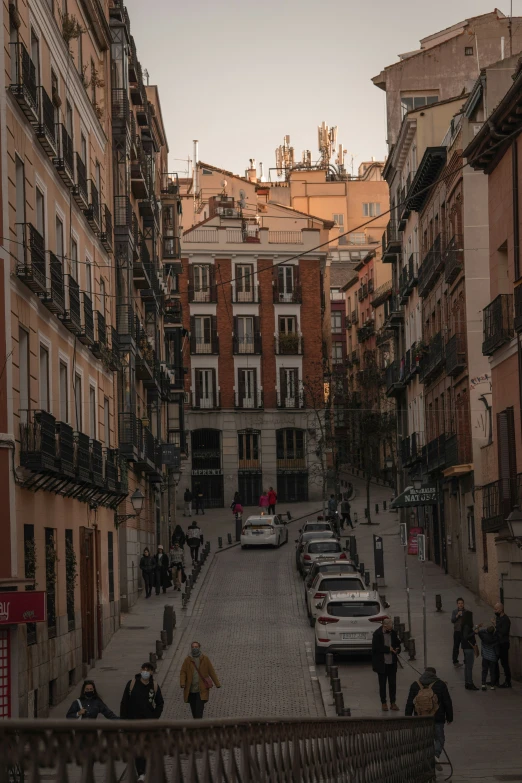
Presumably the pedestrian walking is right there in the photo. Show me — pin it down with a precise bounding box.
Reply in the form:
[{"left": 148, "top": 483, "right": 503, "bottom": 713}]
[
  {"left": 461, "top": 610, "right": 479, "bottom": 690},
  {"left": 372, "top": 617, "right": 401, "bottom": 711},
  {"left": 340, "top": 498, "right": 353, "bottom": 530},
  {"left": 231, "top": 491, "right": 241, "bottom": 509},
  {"left": 154, "top": 545, "right": 171, "bottom": 595},
  {"left": 327, "top": 494, "right": 338, "bottom": 519},
  {"left": 494, "top": 602, "right": 512, "bottom": 688},
  {"left": 66, "top": 680, "right": 118, "bottom": 720},
  {"left": 194, "top": 483, "right": 205, "bottom": 515},
  {"left": 120, "top": 663, "right": 164, "bottom": 781},
  {"left": 451, "top": 597, "right": 465, "bottom": 666},
  {"left": 477, "top": 624, "right": 499, "bottom": 690},
  {"left": 180, "top": 641, "right": 221, "bottom": 719},
  {"left": 267, "top": 487, "right": 277, "bottom": 515},
  {"left": 259, "top": 490, "right": 269, "bottom": 513},
  {"left": 405, "top": 666, "right": 453, "bottom": 771},
  {"left": 139, "top": 547, "right": 155, "bottom": 599},
  {"left": 169, "top": 542, "right": 185, "bottom": 591},
  {"left": 186, "top": 520, "right": 203, "bottom": 565},
  {"left": 172, "top": 524, "right": 186, "bottom": 549},
  {"left": 183, "top": 487, "right": 193, "bottom": 517}
]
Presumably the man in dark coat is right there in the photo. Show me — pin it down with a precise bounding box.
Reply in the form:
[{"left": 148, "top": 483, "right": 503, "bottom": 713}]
[
  {"left": 494, "top": 602, "right": 511, "bottom": 687},
  {"left": 405, "top": 666, "right": 453, "bottom": 770},
  {"left": 120, "top": 663, "right": 164, "bottom": 782},
  {"left": 154, "top": 545, "right": 171, "bottom": 595},
  {"left": 372, "top": 617, "right": 401, "bottom": 711}
]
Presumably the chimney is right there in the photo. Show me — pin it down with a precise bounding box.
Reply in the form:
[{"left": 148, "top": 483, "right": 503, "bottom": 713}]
[{"left": 246, "top": 157, "right": 257, "bottom": 183}]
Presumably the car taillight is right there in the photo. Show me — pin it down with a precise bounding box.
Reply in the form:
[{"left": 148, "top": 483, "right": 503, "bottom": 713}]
[
  {"left": 241, "top": 528, "right": 246, "bottom": 535},
  {"left": 317, "top": 617, "right": 339, "bottom": 625},
  {"left": 368, "top": 614, "right": 390, "bottom": 623},
  {"left": 317, "top": 638, "right": 330, "bottom": 643},
  {"left": 303, "top": 554, "right": 311, "bottom": 561},
  {"left": 313, "top": 592, "right": 326, "bottom": 599},
  {"left": 339, "top": 553, "right": 347, "bottom": 559}
]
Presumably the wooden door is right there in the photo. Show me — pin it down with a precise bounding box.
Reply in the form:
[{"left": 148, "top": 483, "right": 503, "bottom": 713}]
[{"left": 80, "top": 527, "right": 95, "bottom": 668}]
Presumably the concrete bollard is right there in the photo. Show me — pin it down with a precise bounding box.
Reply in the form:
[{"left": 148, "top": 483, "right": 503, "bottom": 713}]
[
  {"left": 325, "top": 653, "right": 334, "bottom": 676},
  {"left": 359, "top": 562, "right": 365, "bottom": 576},
  {"left": 364, "top": 570, "right": 370, "bottom": 587},
  {"left": 155, "top": 639, "right": 163, "bottom": 660},
  {"left": 163, "top": 605, "right": 175, "bottom": 645},
  {"left": 334, "top": 691, "right": 344, "bottom": 715},
  {"left": 218, "top": 537, "right": 223, "bottom": 549},
  {"left": 160, "top": 630, "right": 167, "bottom": 649},
  {"left": 408, "top": 638, "right": 417, "bottom": 660},
  {"left": 149, "top": 652, "right": 157, "bottom": 668},
  {"left": 331, "top": 677, "right": 341, "bottom": 694}
]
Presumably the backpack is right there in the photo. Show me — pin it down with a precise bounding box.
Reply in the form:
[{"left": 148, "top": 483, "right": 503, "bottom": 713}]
[{"left": 413, "top": 681, "right": 439, "bottom": 716}]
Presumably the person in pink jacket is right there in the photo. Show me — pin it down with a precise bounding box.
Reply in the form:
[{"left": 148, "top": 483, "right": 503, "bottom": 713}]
[
  {"left": 259, "top": 491, "right": 269, "bottom": 513},
  {"left": 267, "top": 487, "right": 277, "bottom": 514}
]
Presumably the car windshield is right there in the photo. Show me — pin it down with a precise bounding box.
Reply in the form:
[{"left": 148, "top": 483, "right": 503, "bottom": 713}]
[
  {"left": 327, "top": 601, "right": 381, "bottom": 618},
  {"left": 303, "top": 531, "right": 334, "bottom": 541},
  {"left": 308, "top": 542, "right": 341, "bottom": 553},
  {"left": 319, "top": 578, "right": 363, "bottom": 591},
  {"left": 315, "top": 563, "right": 356, "bottom": 576},
  {"left": 304, "top": 524, "right": 330, "bottom": 531}
]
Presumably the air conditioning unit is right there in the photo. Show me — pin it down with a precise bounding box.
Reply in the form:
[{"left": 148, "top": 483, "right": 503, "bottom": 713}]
[{"left": 224, "top": 208, "right": 236, "bottom": 217}]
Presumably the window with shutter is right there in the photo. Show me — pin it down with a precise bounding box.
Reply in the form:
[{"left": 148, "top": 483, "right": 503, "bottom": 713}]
[
  {"left": 195, "top": 369, "right": 202, "bottom": 407},
  {"left": 211, "top": 368, "right": 217, "bottom": 407},
  {"left": 279, "top": 367, "right": 287, "bottom": 404},
  {"left": 497, "top": 407, "right": 517, "bottom": 517},
  {"left": 211, "top": 315, "right": 218, "bottom": 353}
]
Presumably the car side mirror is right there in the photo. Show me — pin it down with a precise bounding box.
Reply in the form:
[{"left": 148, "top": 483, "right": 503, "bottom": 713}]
[
  {"left": 384, "top": 602, "right": 390, "bottom": 609},
  {"left": 315, "top": 603, "right": 322, "bottom": 609}
]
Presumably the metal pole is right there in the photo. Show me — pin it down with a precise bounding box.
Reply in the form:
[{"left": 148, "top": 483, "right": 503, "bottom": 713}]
[
  {"left": 403, "top": 543, "right": 412, "bottom": 635},
  {"left": 422, "top": 558, "right": 427, "bottom": 670}
]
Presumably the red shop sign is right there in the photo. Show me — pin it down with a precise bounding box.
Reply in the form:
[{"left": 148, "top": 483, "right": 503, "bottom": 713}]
[
  {"left": 0, "top": 591, "right": 47, "bottom": 625},
  {"left": 407, "top": 527, "right": 423, "bottom": 556}
]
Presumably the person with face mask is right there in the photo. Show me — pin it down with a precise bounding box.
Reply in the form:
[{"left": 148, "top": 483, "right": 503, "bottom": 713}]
[
  {"left": 120, "top": 663, "right": 164, "bottom": 781},
  {"left": 180, "top": 641, "right": 221, "bottom": 719},
  {"left": 372, "top": 617, "right": 402, "bottom": 711},
  {"left": 66, "top": 680, "right": 118, "bottom": 719}
]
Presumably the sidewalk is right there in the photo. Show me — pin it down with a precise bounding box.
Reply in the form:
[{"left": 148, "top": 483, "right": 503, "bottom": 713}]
[
  {"left": 49, "top": 499, "right": 322, "bottom": 719},
  {"left": 320, "top": 473, "right": 522, "bottom": 782}
]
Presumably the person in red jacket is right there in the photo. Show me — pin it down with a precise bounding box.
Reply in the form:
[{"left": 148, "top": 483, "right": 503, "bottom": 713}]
[{"left": 267, "top": 487, "right": 277, "bottom": 515}]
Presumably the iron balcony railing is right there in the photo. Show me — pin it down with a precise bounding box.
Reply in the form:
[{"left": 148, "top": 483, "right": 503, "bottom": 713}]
[
  {"left": 382, "top": 219, "right": 401, "bottom": 261},
  {"left": 515, "top": 284, "right": 522, "bottom": 332},
  {"left": 482, "top": 477, "right": 518, "bottom": 533},
  {"left": 419, "top": 332, "right": 444, "bottom": 383},
  {"left": 164, "top": 298, "right": 182, "bottom": 324},
  {"left": 188, "top": 284, "right": 218, "bottom": 303},
  {"left": 56, "top": 421, "right": 75, "bottom": 477},
  {"left": 444, "top": 234, "right": 464, "bottom": 284},
  {"left": 235, "top": 390, "right": 263, "bottom": 409},
  {"left": 162, "top": 235, "right": 181, "bottom": 259},
  {"left": 190, "top": 333, "right": 219, "bottom": 355},
  {"left": 233, "top": 333, "right": 262, "bottom": 354},
  {"left": 445, "top": 430, "right": 472, "bottom": 469},
  {"left": 385, "top": 360, "right": 405, "bottom": 397},
  {"left": 371, "top": 280, "right": 392, "bottom": 307},
  {"left": 53, "top": 124, "right": 74, "bottom": 187},
  {"left": 86, "top": 180, "right": 101, "bottom": 230},
  {"left": 426, "top": 433, "right": 446, "bottom": 472},
  {"left": 90, "top": 439, "right": 104, "bottom": 486},
  {"left": 417, "top": 234, "right": 442, "bottom": 297},
  {"left": 0, "top": 716, "right": 436, "bottom": 783},
  {"left": 62, "top": 275, "right": 81, "bottom": 335},
  {"left": 114, "top": 195, "right": 132, "bottom": 230},
  {"left": 101, "top": 205, "right": 113, "bottom": 252},
  {"left": 276, "top": 392, "right": 305, "bottom": 409},
  {"left": 116, "top": 304, "right": 135, "bottom": 340},
  {"left": 111, "top": 87, "right": 130, "bottom": 127},
  {"left": 74, "top": 153, "right": 88, "bottom": 208},
  {"left": 74, "top": 431, "right": 91, "bottom": 482},
  {"left": 232, "top": 285, "right": 260, "bottom": 303},
  {"left": 109, "top": 326, "right": 120, "bottom": 370},
  {"left": 44, "top": 252, "right": 65, "bottom": 316},
  {"left": 384, "top": 295, "right": 403, "bottom": 327},
  {"left": 35, "top": 86, "right": 56, "bottom": 155},
  {"left": 445, "top": 333, "right": 466, "bottom": 377},
  {"left": 275, "top": 333, "right": 303, "bottom": 355},
  {"left": 92, "top": 311, "right": 107, "bottom": 359},
  {"left": 191, "top": 390, "right": 221, "bottom": 410},
  {"left": 482, "top": 294, "right": 513, "bottom": 355},
  {"left": 79, "top": 292, "right": 94, "bottom": 345},
  {"left": 273, "top": 282, "right": 302, "bottom": 304},
  {"left": 9, "top": 42, "right": 38, "bottom": 121},
  {"left": 119, "top": 411, "right": 139, "bottom": 454},
  {"left": 19, "top": 410, "right": 57, "bottom": 472},
  {"left": 16, "top": 223, "right": 46, "bottom": 295}
]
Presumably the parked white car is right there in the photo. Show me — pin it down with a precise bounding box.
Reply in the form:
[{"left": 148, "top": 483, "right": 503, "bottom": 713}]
[
  {"left": 295, "top": 529, "right": 337, "bottom": 569},
  {"left": 313, "top": 590, "right": 389, "bottom": 663},
  {"left": 306, "top": 573, "right": 366, "bottom": 625},
  {"left": 298, "top": 538, "right": 346, "bottom": 575},
  {"left": 303, "top": 559, "right": 357, "bottom": 602},
  {"left": 298, "top": 520, "right": 334, "bottom": 535},
  {"left": 240, "top": 515, "right": 288, "bottom": 548}
]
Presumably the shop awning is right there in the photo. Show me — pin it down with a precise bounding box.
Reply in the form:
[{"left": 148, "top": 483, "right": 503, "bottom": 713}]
[{"left": 391, "top": 485, "right": 440, "bottom": 509}]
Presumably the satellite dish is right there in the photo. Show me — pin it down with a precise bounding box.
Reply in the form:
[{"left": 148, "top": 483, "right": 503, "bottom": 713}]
[
  {"left": 221, "top": 179, "right": 228, "bottom": 190},
  {"left": 239, "top": 189, "right": 246, "bottom": 208}
]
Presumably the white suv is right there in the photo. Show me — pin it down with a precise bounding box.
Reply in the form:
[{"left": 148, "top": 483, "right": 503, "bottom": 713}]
[{"left": 314, "top": 590, "right": 389, "bottom": 664}]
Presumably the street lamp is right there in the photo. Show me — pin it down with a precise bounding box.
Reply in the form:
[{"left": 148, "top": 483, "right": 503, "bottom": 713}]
[
  {"left": 115, "top": 488, "right": 145, "bottom": 528},
  {"left": 506, "top": 505, "right": 522, "bottom": 539},
  {"left": 412, "top": 478, "right": 423, "bottom": 491},
  {"left": 384, "top": 456, "right": 393, "bottom": 469}
]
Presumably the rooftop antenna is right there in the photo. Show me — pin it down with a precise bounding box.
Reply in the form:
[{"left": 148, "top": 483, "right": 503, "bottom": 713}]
[
  {"left": 143, "top": 68, "right": 150, "bottom": 86},
  {"left": 275, "top": 135, "right": 294, "bottom": 178},
  {"left": 317, "top": 122, "right": 337, "bottom": 169}
]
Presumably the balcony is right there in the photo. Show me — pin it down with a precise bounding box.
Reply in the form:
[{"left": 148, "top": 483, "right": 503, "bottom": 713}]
[
  {"left": 357, "top": 321, "right": 375, "bottom": 343},
  {"left": 482, "top": 294, "right": 513, "bottom": 355},
  {"left": 43, "top": 253, "right": 65, "bottom": 316},
  {"left": 114, "top": 195, "right": 132, "bottom": 232},
  {"left": 111, "top": 88, "right": 130, "bottom": 131},
  {"left": 385, "top": 360, "right": 405, "bottom": 397},
  {"left": 273, "top": 278, "right": 302, "bottom": 304},
  {"left": 192, "top": 391, "right": 220, "bottom": 410},
  {"left": 275, "top": 333, "right": 303, "bottom": 355},
  {"left": 35, "top": 86, "right": 57, "bottom": 157},
  {"left": 134, "top": 426, "right": 156, "bottom": 473},
  {"left": 79, "top": 292, "right": 94, "bottom": 346},
  {"left": 133, "top": 237, "right": 152, "bottom": 289},
  {"left": 73, "top": 154, "right": 88, "bottom": 209},
  {"left": 399, "top": 254, "right": 417, "bottom": 303},
  {"left": 444, "top": 234, "right": 464, "bottom": 285},
  {"left": 351, "top": 310, "right": 359, "bottom": 325},
  {"left": 235, "top": 390, "right": 263, "bottom": 409},
  {"left": 401, "top": 431, "right": 424, "bottom": 467},
  {"left": 9, "top": 43, "right": 38, "bottom": 123},
  {"left": 162, "top": 236, "right": 181, "bottom": 260},
  {"left": 268, "top": 231, "right": 303, "bottom": 244},
  {"left": 276, "top": 392, "right": 305, "bottom": 409},
  {"left": 131, "top": 151, "right": 151, "bottom": 199},
  {"left": 382, "top": 220, "right": 401, "bottom": 262},
  {"left": 233, "top": 333, "right": 262, "bottom": 355},
  {"left": 20, "top": 410, "right": 56, "bottom": 472},
  {"left": 119, "top": 412, "right": 139, "bottom": 459},
  {"left": 74, "top": 431, "right": 91, "bottom": 483},
  {"left": 90, "top": 439, "right": 104, "bottom": 487},
  {"left": 232, "top": 286, "right": 261, "bottom": 304},
  {"left": 190, "top": 334, "right": 219, "bottom": 355},
  {"left": 384, "top": 295, "right": 404, "bottom": 328},
  {"left": 164, "top": 298, "right": 182, "bottom": 325},
  {"left": 85, "top": 180, "right": 101, "bottom": 232},
  {"left": 56, "top": 421, "right": 75, "bottom": 477},
  {"left": 417, "top": 234, "right": 442, "bottom": 298},
  {"left": 108, "top": 327, "right": 120, "bottom": 371},
  {"left": 445, "top": 431, "right": 472, "bottom": 469},
  {"left": 61, "top": 276, "right": 81, "bottom": 335},
  {"left": 515, "top": 285, "right": 522, "bottom": 332},
  {"left": 100, "top": 206, "right": 113, "bottom": 252},
  {"left": 53, "top": 125, "right": 75, "bottom": 188},
  {"left": 482, "top": 478, "right": 517, "bottom": 533},
  {"left": 371, "top": 281, "right": 392, "bottom": 308},
  {"left": 92, "top": 311, "right": 107, "bottom": 359},
  {"left": 15, "top": 223, "right": 46, "bottom": 295},
  {"left": 188, "top": 285, "right": 218, "bottom": 304},
  {"left": 400, "top": 436, "right": 411, "bottom": 466},
  {"left": 425, "top": 434, "right": 445, "bottom": 472},
  {"left": 419, "top": 332, "right": 444, "bottom": 384},
  {"left": 376, "top": 327, "right": 394, "bottom": 348},
  {"left": 116, "top": 304, "right": 135, "bottom": 342},
  {"left": 445, "top": 333, "right": 466, "bottom": 377},
  {"left": 352, "top": 348, "right": 360, "bottom": 365}
]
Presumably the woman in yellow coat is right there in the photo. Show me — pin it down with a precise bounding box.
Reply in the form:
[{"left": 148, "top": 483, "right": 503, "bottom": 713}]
[{"left": 180, "top": 641, "right": 221, "bottom": 718}]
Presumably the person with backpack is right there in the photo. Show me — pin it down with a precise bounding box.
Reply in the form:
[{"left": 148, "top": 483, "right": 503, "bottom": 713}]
[
  {"left": 183, "top": 487, "right": 193, "bottom": 517},
  {"left": 267, "top": 487, "right": 277, "bottom": 515},
  {"left": 372, "top": 617, "right": 401, "bottom": 711},
  {"left": 120, "top": 662, "right": 164, "bottom": 781},
  {"left": 405, "top": 666, "right": 453, "bottom": 771},
  {"left": 186, "top": 521, "right": 203, "bottom": 565},
  {"left": 477, "top": 623, "right": 500, "bottom": 690},
  {"left": 66, "top": 679, "right": 118, "bottom": 720},
  {"left": 340, "top": 498, "right": 353, "bottom": 530},
  {"left": 461, "top": 610, "right": 479, "bottom": 690},
  {"left": 180, "top": 641, "right": 221, "bottom": 719}
]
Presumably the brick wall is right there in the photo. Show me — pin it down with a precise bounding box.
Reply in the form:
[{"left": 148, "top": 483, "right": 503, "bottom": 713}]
[
  {"left": 258, "top": 258, "right": 276, "bottom": 407},
  {"left": 300, "top": 258, "right": 323, "bottom": 389}
]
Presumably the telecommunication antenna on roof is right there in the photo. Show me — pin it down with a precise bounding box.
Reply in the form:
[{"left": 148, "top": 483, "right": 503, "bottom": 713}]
[
  {"left": 317, "top": 122, "right": 337, "bottom": 169},
  {"left": 275, "top": 135, "right": 294, "bottom": 178}
]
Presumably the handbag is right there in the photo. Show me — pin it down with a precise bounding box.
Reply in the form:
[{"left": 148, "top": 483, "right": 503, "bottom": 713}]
[
  {"left": 472, "top": 644, "right": 480, "bottom": 659},
  {"left": 191, "top": 658, "right": 213, "bottom": 689}
]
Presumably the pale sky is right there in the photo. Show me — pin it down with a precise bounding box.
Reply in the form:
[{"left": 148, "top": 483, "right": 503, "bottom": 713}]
[{"left": 125, "top": 0, "right": 517, "bottom": 179}]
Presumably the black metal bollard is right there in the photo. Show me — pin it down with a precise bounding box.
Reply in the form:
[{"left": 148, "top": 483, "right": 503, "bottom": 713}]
[
  {"left": 375, "top": 503, "right": 379, "bottom": 515},
  {"left": 160, "top": 630, "right": 167, "bottom": 649},
  {"left": 235, "top": 516, "right": 242, "bottom": 542},
  {"left": 436, "top": 594, "right": 442, "bottom": 611},
  {"left": 372, "top": 581, "right": 378, "bottom": 592},
  {"left": 364, "top": 570, "right": 370, "bottom": 587},
  {"left": 393, "top": 616, "right": 401, "bottom": 632},
  {"left": 325, "top": 653, "right": 334, "bottom": 676},
  {"left": 218, "top": 537, "right": 223, "bottom": 549},
  {"left": 149, "top": 652, "right": 157, "bottom": 668},
  {"left": 155, "top": 639, "right": 163, "bottom": 660},
  {"left": 359, "top": 562, "right": 365, "bottom": 576},
  {"left": 402, "top": 630, "right": 410, "bottom": 647},
  {"left": 353, "top": 553, "right": 359, "bottom": 567},
  {"left": 287, "top": 511, "right": 292, "bottom": 521},
  {"left": 329, "top": 665, "right": 338, "bottom": 681},
  {"left": 163, "top": 605, "right": 175, "bottom": 645},
  {"left": 408, "top": 638, "right": 417, "bottom": 660},
  {"left": 188, "top": 574, "right": 193, "bottom": 590},
  {"left": 331, "top": 677, "right": 341, "bottom": 694},
  {"left": 380, "top": 595, "right": 386, "bottom": 606},
  {"left": 341, "top": 707, "right": 351, "bottom": 716},
  {"left": 227, "top": 533, "right": 232, "bottom": 545},
  {"left": 398, "top": 623, "right": 405, "bottom": 637},
  {"left": 364, "top": 508, "right": 368, "bottom": 519},
  {"left": 383, "top": 500, "right": 387, "bottom": 511},
  {"left": 334, "top": 692, "right": 344, "bottom": 715}
]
